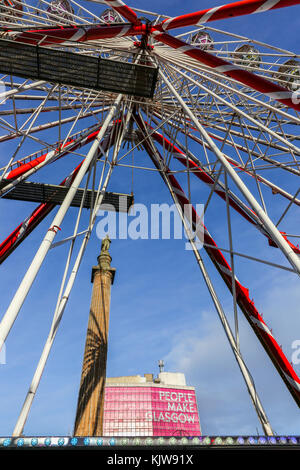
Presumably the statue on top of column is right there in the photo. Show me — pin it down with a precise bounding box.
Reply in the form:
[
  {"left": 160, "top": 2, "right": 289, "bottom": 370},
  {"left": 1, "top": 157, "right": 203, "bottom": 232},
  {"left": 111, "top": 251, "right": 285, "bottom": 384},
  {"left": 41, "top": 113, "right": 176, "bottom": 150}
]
[{"left": 101, "top": 234, "right": 111, "bottom": 254}]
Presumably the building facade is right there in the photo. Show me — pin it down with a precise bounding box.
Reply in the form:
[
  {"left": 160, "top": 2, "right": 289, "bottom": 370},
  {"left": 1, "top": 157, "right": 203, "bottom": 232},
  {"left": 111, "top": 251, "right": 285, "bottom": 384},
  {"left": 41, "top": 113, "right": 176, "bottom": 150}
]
[{"left": 103, "top": 372, "right": 201, "bottom": 436}]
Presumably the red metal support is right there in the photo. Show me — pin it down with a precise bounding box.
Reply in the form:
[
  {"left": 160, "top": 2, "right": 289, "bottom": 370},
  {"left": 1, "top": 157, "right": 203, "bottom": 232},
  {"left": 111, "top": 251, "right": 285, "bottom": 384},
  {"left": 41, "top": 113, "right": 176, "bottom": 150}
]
[{"left": 157, "top": 0, "right": 300, "bottom": 31}]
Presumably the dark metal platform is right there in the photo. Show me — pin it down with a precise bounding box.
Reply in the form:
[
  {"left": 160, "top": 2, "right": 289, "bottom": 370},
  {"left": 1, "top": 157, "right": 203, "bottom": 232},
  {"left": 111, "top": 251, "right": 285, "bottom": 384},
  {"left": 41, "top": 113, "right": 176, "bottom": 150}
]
[
  {"left": 0, "top": 39, "right": 158, "bottom": 98},
  {"left": 2, "top": 181, "right": 133, "bottom": 212}
]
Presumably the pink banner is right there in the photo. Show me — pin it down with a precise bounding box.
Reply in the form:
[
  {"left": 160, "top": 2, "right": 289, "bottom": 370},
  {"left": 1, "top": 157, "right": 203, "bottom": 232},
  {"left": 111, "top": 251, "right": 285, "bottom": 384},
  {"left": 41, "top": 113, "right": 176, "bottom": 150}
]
[{"left": 103, "top": 386, "right": 201, "bottom": 436}]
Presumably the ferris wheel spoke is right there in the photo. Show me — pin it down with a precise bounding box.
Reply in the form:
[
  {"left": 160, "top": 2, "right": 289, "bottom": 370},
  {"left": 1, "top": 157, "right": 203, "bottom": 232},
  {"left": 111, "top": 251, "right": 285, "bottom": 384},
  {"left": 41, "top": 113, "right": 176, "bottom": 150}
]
[
  {"left": 0, "top": 119, "right": 60, "bottom": 149},
  {"left": 0, "top": 114, "right": 120, "bottom": 264},
  {"left": 0, "top": 82, "right": 111, "bottom": 144},
  {"left": 0, "top": 102, "right": 99, "bottom": 116},
  {"left": 203, "top": 121, "right": 300, "bottom": 165},
  {"left": 201, "top": 242, "right": 296, "bottom": 273},
  {"left": 0, "top": 78, "right": 109, "bottom": 106},
  {"left": 153, "top": 99, "right": 297, "bottom": 173},
  {"left": 35, "top": 0, "right": 97, "bottom": 25},
  {"left": 148, "top": 122, "right": 258, "bottom": 225},
  {"left": 0, "top": 4, "right": 61, "bottom": 28},
  {"left": 152, "top": 57, "right": 300, "bottom": 194},
  {"left": 154, "top": 48, "right": 300, "bottom": 128},
  {"left": 275, "top": 186, "right": 300, "bottom": 226},
  {"left": 158, "top": 65, "right": 300, "bottom": 277},
  {"left": 101, "top": 0, "right": 138, "bottom": 24},
  {"left": 189, "top": 124, "right": 300, "bottom": 177},
  {"left": 234, "top": 115, "right": 270, "bottom": 213},
  {"left": 0, "top": 83, "right": 59, "bottom": 184},
  {"left": 12, "top": 101, "right": 134, "bottom": 437},
  {"left": 0, "top": 110, "right": 124, "bottom": 262},
  {"left": 122, "top": 4, "right": 167, "bottom": 19},
  {"left": 6, "top": 0, "right": 74, "bottom": 27},
  {"left": 0, "top": 0, "right": 299, "bottom": 436},
  {"left": 149, "top": 124, "right": 300, "bottom": 215},
  {"left": 222, "top": 156, "right": 300, "bottom": 209},
  {"left": 69, "top": 0, "right": 108, "bottom": 24},
  {"left": 199, "top": 22, "right": 300, "bottom": 57}
]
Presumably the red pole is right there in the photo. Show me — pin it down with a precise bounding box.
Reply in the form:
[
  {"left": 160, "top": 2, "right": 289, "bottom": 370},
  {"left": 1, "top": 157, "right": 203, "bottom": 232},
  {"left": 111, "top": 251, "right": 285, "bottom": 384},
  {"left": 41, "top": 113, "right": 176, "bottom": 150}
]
[{"left": 158, "top": 0, "right": 300, "bottom": 31}]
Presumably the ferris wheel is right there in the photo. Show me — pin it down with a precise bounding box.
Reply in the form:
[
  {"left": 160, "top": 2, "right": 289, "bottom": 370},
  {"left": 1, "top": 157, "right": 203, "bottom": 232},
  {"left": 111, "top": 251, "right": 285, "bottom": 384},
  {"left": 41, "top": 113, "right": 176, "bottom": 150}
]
[{"left": 0, "top": 0, "right": 300, "bottom": 438}]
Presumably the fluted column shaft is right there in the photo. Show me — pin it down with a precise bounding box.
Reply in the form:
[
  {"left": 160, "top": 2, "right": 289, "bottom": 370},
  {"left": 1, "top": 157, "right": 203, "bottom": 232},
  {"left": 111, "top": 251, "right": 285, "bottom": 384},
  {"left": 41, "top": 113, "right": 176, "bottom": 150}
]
[{"left": 74, "top": 248, "right": 115, "bottom": 436}]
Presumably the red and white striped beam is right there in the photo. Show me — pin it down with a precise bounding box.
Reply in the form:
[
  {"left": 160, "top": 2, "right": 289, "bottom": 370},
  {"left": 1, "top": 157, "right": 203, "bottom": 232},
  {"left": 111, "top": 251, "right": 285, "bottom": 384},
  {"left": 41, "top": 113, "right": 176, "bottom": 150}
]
[
  {"left": 151, "top": 30, "right": 300, "bottom": 113},
  {"left": 136, "top": 116, "right": 300, "bottom": 407},
  {"left": 102, "top": 0, "right": 139, "bottom": 24},
  {"left": 158, "top": 0, "right": 300, "bottom": 31},
  {"left": 1, "top": 119, "right": 124, "bottom": 193},
  {"left": 4, "top": 23, "right": 146, "bottom": 46},
  {"left": 150, "top": 128, "right": 300, "bottom": 256}
]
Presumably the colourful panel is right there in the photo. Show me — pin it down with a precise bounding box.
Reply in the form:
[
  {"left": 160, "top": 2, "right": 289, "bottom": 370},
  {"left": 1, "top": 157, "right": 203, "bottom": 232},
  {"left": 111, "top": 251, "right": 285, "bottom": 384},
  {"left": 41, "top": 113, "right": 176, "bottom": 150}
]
[{"left": 103, "top": 386, "right": 201, "bottom": 437}]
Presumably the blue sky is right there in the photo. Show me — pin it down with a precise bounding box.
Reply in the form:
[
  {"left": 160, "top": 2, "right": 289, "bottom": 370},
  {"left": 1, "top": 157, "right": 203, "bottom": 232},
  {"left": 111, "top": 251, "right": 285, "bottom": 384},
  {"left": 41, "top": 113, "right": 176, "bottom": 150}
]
[{"left": 0, "top": 0, "right": 300, "bottom": 437}]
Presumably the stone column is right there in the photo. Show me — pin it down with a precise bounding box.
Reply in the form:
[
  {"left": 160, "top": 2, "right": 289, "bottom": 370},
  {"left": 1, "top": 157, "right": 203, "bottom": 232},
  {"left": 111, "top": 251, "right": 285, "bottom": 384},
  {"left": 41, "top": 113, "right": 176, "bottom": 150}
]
[{"left": 74, "top": 236, "right": 115, "bottom": 436}]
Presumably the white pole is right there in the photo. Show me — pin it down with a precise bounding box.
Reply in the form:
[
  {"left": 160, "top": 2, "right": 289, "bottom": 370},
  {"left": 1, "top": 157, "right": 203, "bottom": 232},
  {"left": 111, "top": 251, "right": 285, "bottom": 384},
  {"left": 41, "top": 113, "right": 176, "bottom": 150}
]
[
  {"left": 0, "top": 95, "right": 122, "bottom": 351},
  {"left": 159, "top": 69, "right": 300, "bottom": 277}
]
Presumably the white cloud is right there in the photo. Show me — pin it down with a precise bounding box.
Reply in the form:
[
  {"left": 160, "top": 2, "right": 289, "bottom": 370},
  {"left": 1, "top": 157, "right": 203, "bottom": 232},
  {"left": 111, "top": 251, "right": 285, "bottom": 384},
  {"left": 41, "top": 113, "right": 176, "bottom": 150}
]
[{"left": 164, "top": 269, "right": 300, "bottom": 435}]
